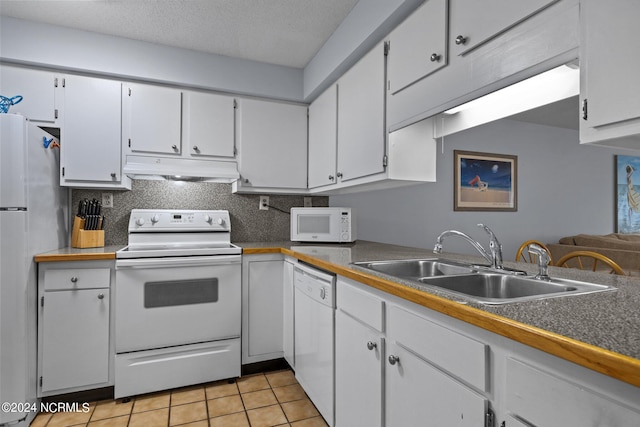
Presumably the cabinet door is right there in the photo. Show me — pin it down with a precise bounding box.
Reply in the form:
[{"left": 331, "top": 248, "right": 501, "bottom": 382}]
[
  {"left": 506, "top": 358, "right": 640, "bottom": 427},
  {"left": 450, "top": 0, "right": 558, "bottom": 55},
  {"left": 283, "top": 259, "right": 295, "bottom": 368},
  {"left": 308, "top": 85, "right": 337, "bottom": 189},
  {"left": 580, "top": 0, "right": 640, "bottom": 147},
  {"left": 385, "top": 341, "right": 487, "bottom": 427},
  {"left": 236, "top": 99, "right": 307, "bottom": 189},
  {"left": 387, "top": 0, "right": 448, "bottom": 94},
  {"left": 242, "top": 258, "right": 284, "bottom": 363},
  {"left": 0, "top": 65, "right": 57, "bottom": 122},
  {"left": 125, "top": 83, "right": 182, "bottom": 155},
  {"left": 61, "top": 75, "right": 123, "bottom": 183},
  {"left": 182, "top": 91, "right": 235, "bottom": 158},
  {"left": 335, "top": 311, "right": 383, "bottom": 427},
  {"left": 337, "top": 43, "right": 386, "bottom": 182},
  {"left": 41, "top": 289, "right": 109, "bottom": 393}
]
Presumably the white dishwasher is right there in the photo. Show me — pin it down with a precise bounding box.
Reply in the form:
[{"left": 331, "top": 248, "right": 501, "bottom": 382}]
[{"left": 294, "top": 262, "right": 336, "bottom": 427}]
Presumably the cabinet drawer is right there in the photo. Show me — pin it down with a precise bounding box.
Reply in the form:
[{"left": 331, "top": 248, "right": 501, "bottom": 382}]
[
  {"left": 44, "top": 268, "right": 110, "bottom": 290},
  {"left": 388, "top": 304, "right": 487, "bottom": 392},
  {"left": 337, "top": 279, "right": 384, "bottom": 332},
  {"left": 506, "top": 358, "right": 640, "bottom": 427}
]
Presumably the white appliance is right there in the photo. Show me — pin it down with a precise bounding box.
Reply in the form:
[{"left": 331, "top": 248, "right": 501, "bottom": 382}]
[
  {"left": 0, "top": 114, "right": 68, "bottom": 426},
  {"left": 290, "top": 207, "right": 355, "bottom": 243},
  {"left": 115, "top": 209, "right": 242, "bottom": 398},
  {"left": 294, "top": 262, "right": 336, "bottom": 426}
]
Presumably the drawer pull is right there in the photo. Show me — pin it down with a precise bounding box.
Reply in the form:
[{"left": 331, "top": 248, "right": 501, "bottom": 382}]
[
  {"left": 367, "top": 341, "right": 377, "bottom": 351},
  {"left": 388, "top": 355, "right": 400, "bottom": 365},
  {"left": 97, "top": 293, "right": 105, "bottom": 300}
]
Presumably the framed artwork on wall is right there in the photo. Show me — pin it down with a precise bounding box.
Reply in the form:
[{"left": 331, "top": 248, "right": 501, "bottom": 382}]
[
  {"left": 615, "top": 155, "right": 640, "bottom": 233},
  {"left": 453, "top": 150, "right": 517, "bottom": 212}
]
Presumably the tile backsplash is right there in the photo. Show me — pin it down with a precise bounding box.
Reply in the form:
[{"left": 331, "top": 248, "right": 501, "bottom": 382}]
[{"left": 71, "top": 180, "right": 328, "bottom": 246}]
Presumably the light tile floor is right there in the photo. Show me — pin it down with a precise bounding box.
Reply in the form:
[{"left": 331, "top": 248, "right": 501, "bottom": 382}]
[{"left": 30, "top": 370, "right": 328, "bottom": 427}]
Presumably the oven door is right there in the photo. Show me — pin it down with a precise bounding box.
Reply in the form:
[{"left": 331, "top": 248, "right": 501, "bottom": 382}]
[{"left": 115, "top": 255, "right": 241, "bottom": 353}]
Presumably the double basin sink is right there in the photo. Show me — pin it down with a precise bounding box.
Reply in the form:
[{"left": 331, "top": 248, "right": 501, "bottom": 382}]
[{"left": 352, "top": 258, "right": 616, "bottom": 305}]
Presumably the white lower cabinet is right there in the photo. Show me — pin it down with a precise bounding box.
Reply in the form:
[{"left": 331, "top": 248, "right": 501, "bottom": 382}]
[
  {"left": 282, "top": 257, "right": 296, "bottom": 368},
  {"left": 334, "top": 274, "right": 640, "bottom": 427},
  {"left": 335, "top": 277, "right": 489, "bottom": 427},
  {"left": 37, "top": 261, "right": 113, "bottom": 396},
  {"left": 506, "top": 358, "right": 640, "bottom": 426},
  {"left": 241, "top": 254, "right": 284, "bottom": 364}
]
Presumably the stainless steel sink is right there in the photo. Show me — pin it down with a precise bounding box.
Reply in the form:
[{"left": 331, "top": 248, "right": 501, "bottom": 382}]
[
  {"left": 351, "top": 258, "right": 616, "bottom": 304},
  {"left": 352, "top": 258, "right": 474, "bottom": 278},
  {"left": 419, "top": 274, "right": 615, "bottom": 304}
]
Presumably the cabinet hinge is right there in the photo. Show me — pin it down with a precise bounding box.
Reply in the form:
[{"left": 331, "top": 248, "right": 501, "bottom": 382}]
[
  {"left": 384, "top": 41, "right": 390, "bottom": 56},
  {"left": 39, "top": 376, "right": 43, "bottom": 387},
  {"left": 40, "top": 296, "right": 44, "bottom": 307},
  {"left": 485, "top": 408, "right": 495, "bottom": 427},
  {"left": 61, "top": 167, "right": 65, "bottom": 177},
  {"left": 582, "top": 98, "right": 588, "bottom": 121},
  {"left": 54, "top": 109, "right": 59, "bottom": 119},
  {"left": 383, "top": 155, "right": 388, "bottom": 167}
]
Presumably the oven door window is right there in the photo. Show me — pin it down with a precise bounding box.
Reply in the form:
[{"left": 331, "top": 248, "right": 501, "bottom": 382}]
[{"left": 144, "top": 278, "right": 218, "bottom": 308}]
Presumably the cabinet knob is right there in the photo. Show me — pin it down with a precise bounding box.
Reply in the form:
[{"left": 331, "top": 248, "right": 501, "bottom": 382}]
[
  {"left": 328, "top": 175, "right": 335, "bottom": 181},
  {"left": 455, "top": 35, "right": 468, "bottom": 45},
  {"left": 336, "top": 172, "right": 343, "bottom": 179},
  {"left": 366, "top": 341, "right": 377, "bottom": 351},
  {"left": 430, "top": 53, "right": 441, "bottom": 62},
  {"left": 171, "top": 145, "right": 178, "bottom": 151},
  {"left": 110, "top": 172, "right": 116, "bottom": 178},
  {"left": 70, "top": 277, "right": 78, "bottom": 283},
  {"left": 193, "top": 146, "right": 199, "bottom": 152},
  {"left": 388, "top": 355, "right": 400, "bottom": 365},
  {"left": 97, "top": 293, "right": 105, "bottom": 300}
]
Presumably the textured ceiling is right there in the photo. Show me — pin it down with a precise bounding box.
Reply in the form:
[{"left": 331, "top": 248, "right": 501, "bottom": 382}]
[{"left": 0, "top": 0, "right": 360, "bottom": 68}]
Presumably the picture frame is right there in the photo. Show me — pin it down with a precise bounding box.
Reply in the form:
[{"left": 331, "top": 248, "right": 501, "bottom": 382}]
[
  {"left": 453, "top": 150, "right": 517, "bottom": 212},
  {"left": 615, "top": 154, "right": 640, "bottom": 233}
]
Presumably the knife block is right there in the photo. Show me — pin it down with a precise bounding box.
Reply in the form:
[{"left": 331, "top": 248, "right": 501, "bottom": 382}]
[{"left": 71, "top": 216, "right": 105, "bottom": 248}]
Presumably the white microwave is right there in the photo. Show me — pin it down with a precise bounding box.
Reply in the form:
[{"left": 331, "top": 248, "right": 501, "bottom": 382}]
[{"left": 290, "top": 207, "right": 356, "bottom": 243}]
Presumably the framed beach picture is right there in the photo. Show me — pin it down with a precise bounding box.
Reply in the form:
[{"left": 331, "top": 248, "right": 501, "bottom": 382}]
[
  {"left": 454, "top": 150, "right": 517, "bottom": 212},
  {"left": 615, "top": 155, "right": 640, "bottom": 233}
]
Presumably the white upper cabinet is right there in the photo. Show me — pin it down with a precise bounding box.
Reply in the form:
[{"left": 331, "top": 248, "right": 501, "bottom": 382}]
[
  {"left": 0, "top": 65, "right": 58, "bottom": 123},
  {"left": 60, "top": 74, "right": 129, "bottom": 189},
  {"left": 387, "top": 0, "right": 448, "bottom": 95},
  {"left": 182, "top": 91, "right": 235, "bottom": 158},
  {"left": 233, "top": 98, "right": 307, "bottom": 192},
  {"left": 123, "top": 83, "right": 182, "bottom": 155},
  {"left": 579, "top": 0, "right": 640, "bottom": 148},
  {"left": 308, "top": 85, "right": 338, "bottom": 189},
  {"left": 337, "top": 42, "right": 386, "bottom": 183},
  {"left": 450, "top": 0, "right": 558, "bottom": 55}
]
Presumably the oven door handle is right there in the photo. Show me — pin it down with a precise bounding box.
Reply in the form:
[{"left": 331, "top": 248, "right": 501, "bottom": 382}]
[{"left": 116, "top": 255, "right": 241, "bottom": 269}]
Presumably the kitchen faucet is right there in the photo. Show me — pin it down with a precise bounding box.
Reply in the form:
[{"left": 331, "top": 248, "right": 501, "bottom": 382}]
[{"left": 433, "top": 224, "right": 504, "bottom": 270}]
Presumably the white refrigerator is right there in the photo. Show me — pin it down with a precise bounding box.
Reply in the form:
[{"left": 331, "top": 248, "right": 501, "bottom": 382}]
[{"left": 0, "top": 113, "right": 68, "bottom": 425}]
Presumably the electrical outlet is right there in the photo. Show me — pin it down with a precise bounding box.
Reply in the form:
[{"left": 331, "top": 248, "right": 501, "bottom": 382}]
[
  {"left": 304, "top": 197, "right": 312, "bottom": 207},
  {"left": 101, "top": 193, "right": 114, "bottom": 208},
  {"left": 259, "top": 196, "right": 269, "bottom": 210}
]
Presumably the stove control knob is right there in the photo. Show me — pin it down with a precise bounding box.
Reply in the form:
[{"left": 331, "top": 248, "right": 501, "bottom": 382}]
[
  {"left": 216, "top": 217, "right": 225, "bottom": 226},
  {"left": 136, "top": 217, "right": 145, "bottom": 226},
  {"left": 204, "top": 215, "right": 213, "bottom": 223},
  {"left": 150, "top": 214, "right": 160, "bottom": 224}
]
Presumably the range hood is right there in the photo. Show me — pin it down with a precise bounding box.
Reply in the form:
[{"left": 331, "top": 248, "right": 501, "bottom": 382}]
[{"left": 123, "top": 155, "right": 240, "bottom": 183}]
